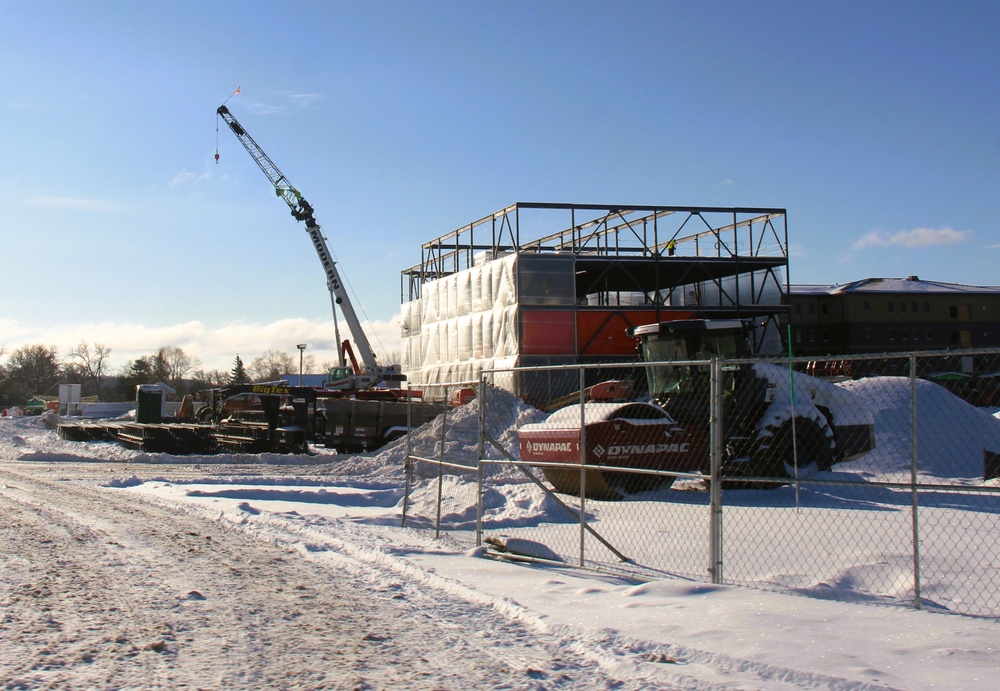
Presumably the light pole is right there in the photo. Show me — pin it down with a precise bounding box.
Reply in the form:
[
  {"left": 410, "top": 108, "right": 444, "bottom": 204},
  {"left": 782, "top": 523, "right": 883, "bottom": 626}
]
[{"left": 296, "top": 344, "right": 307, "bottom": 386}]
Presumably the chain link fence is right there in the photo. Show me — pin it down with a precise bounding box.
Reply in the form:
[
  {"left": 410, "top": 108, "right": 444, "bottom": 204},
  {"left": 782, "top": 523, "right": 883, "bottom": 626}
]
[{"left": 402, "top": 350, "right": 1000, "bottom": 618}]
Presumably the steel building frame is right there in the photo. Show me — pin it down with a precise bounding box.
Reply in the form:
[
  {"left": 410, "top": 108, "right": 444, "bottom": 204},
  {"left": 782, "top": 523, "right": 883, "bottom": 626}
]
[{"left": 401, "top": 202, "right": 790, "bottom": 314}]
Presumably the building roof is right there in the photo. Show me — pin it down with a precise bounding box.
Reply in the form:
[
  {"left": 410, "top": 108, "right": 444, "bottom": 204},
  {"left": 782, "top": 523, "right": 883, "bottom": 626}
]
[{"left": 790, "top": 277, "right": 1000, "bottom": 296}]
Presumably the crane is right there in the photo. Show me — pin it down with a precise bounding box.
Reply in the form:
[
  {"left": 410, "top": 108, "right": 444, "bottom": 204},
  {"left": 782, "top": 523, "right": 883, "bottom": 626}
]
[{"left": 216, "top": 104, "right": 401, "bottom": 390}]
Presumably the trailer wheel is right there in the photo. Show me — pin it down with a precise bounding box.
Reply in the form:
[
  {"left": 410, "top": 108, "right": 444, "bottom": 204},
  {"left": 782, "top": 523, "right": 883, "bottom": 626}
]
[{"left": 751, "top": 416, "right": 835, "bottom": 487}]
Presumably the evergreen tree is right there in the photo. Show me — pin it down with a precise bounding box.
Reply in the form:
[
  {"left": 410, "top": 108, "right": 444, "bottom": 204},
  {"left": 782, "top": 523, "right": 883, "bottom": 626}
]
[
  {"left": 229, "top": 355, "right": 250, "bottom": 384},
  {"left": 116, "top": 356, "right": 155, "bottom": 399}
]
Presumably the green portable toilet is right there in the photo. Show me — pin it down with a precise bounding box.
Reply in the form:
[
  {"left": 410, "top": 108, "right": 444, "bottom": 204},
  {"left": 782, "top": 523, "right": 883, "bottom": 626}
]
[{"left": 136, "top": 385, "right": 163, "bottom": 424}]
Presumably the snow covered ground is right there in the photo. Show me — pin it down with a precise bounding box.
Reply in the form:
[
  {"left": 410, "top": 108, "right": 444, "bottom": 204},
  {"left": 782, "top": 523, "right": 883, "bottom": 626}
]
[{"left": 1, "top": 377, "right": 999, "bottom": 689}]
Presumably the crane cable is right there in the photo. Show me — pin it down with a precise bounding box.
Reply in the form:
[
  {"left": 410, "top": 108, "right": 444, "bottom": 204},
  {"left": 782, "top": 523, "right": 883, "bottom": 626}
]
[{"left": 326, "top": 240, "right": 392, "bottom": 363}]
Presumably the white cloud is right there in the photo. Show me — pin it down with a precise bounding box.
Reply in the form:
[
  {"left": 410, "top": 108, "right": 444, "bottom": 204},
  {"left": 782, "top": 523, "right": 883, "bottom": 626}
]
[
  {"left": 787, "top": 243, "right": 808, "bottom": 259},
  {"left": 0, "top": 316, "right": 402, "bottom": 374},
  {"left": 852, "top": 226, "right": 971, "bottom": 250},
  {"left": 241, "top": 92, "right": 320, "bottom": 116},
  {"left": 169, "top": 170, "right": 209, "bottom": 187},
  {"left": 22, "top": 196, "right": 118, "bottom": 212},
  {"left": 288, "top": 92, "right": 320, "bottom": 108},
  {"left": 248, "top": 100, "right": 286, "bottom": 115}
]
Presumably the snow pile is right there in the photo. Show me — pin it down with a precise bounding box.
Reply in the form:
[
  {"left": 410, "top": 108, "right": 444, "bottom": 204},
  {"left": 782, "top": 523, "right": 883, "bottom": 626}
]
[
  {"left": 838, "top": 376, "right": 1000, "bottom": 481},
  {"left": 397, "top": 473, "right": 573, "bottom": 532},
  {"left": 0, "top": 414, "right": 139, "bottom": 464},
  {"left": 333, "top": 385, "right": 547, "bottom": 481}
]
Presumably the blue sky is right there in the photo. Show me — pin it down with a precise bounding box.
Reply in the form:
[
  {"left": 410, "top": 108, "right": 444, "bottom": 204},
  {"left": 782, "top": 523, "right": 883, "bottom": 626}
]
[{"left": 2, "top": 0, "right": 997, "bottom": 373}]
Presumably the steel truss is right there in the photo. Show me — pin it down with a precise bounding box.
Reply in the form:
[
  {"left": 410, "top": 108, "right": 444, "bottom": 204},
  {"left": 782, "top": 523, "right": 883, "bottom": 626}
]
[{"left": 401, "top": 202, "right": 789, "bottom": 318}]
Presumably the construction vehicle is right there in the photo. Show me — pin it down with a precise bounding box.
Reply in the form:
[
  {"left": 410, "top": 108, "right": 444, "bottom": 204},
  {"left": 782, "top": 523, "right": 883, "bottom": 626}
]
[
  {"left": 216, "top": 104, "right": 403, "bottom": 391},
  {"left": 519, "top": 319, "right": 875, "bottom": 498},
  {"left": 23, "top": 397, "right": 53, "bottom": 415}
]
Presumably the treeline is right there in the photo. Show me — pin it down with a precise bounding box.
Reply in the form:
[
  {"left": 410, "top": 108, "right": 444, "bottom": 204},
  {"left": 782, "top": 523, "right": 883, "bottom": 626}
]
[{"left": 0, "top": 342, "right": 324, "bottom": 408}]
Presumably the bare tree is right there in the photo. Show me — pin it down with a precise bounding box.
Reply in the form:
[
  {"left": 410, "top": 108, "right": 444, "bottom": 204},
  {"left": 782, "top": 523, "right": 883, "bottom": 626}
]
[
  {"left": 192, "top": 368, "right": 230, "bottom": 389},
  {"left": 68, "top": 341, "right": 111, "bottom": 400},
  {"left": 249, "top": 349, "right": 295, "bottom": 382},
  {"left": 302, "top": 353, "right": 318, "bottom": 374},
  {"left": 152, "top": 346, "right": 201, "bottom": 391}
]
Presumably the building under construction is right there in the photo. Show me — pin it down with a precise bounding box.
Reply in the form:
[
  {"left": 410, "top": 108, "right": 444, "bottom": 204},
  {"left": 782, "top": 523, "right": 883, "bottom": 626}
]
[{"left": 399, "top": 202, "right": 789, "bottom": 396}]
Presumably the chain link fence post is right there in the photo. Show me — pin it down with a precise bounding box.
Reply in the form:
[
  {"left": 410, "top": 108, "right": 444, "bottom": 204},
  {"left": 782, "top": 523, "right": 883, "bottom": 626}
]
[
  {"left": 434, "top": 384, "right": 449, "bottom": 540},
  {"left": 909, "top": 355, "right": 922, "bottom": 610},
  {"left": 402, "top": 390, "right": 413, "bottom": 527},
  {"left": 709, "top": 356, "right": 724, "bottom": 585},
  {"left": 578, "top": 367, "right": 587, "bottom": 568},
  {"left": 476, "top": 373, "right": 486, "bottom": 547}
]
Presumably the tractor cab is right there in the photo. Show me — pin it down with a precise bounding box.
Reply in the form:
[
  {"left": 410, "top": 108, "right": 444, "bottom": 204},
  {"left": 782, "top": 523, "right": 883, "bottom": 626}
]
[{"left": 631, "top": 319, "right": 754, "bottom": 427}]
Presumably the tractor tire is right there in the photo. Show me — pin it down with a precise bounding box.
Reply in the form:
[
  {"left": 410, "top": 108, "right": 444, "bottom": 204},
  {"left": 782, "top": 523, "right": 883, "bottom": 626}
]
[{"left": 750, "top": 414, "right": 836, "bottom": 488}]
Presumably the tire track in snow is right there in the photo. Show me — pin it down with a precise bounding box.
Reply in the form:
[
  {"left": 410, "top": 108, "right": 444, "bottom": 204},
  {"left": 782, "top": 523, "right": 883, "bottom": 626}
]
[
  {"left": 0, "top": 465, "right": 668, "bottom": 689},
  {"left": 130, "top": 478, "right": 901, "bottom": 691}
]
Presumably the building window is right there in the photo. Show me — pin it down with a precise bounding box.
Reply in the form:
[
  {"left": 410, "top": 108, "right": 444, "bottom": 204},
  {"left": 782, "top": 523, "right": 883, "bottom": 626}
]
[
  {"left": 888, "top": 303, "right": 894, "bottom": 313},
  {"left": 951, "top": 331, "right": 960, "bottom": 344},
  {"left": 900, "top": 302, "right": 907, "bottom": 313},
  {"left": 822, "top": 331, "right": 831, "bottom": 342},
  {"left": 889, "top": 329, "right": 896, "bottom": 341},
  {"left": 924, "top": 302, "right": 931, "bottom": 314},
  {"left": 863, "top": 301, "right": 871, "bottom": 311},
  {"left": 911, "top": 302, "right": 918, "bottom": 313},
  {"left": 808, "top": 304, "right": 815, "bottom": 315},
  {"left": 821, "top": 304, "right": 829, "bottom": 315},
  {"left": 864, "top": 328, "right": 873, "bottom": 340},
  {"left": 901, "top": 329, "right": 908, "bottom": 341},
  {"left": 925, "top": 328, "right": 931, "bottom": 341},
  {"left": 809, "top": 330, "right": 817, "bottom": 343},
  {"left": 950, "top": 305, "right": 959, "bottom": 318},
  {"left": 794, "top": 304, "right": 801, "bottom": 314}
]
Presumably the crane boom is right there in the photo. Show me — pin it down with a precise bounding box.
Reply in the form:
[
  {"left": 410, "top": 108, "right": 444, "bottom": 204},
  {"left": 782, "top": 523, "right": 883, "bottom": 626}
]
[{"left": 216, "top": 105, "right": 381, "bottom": 377}]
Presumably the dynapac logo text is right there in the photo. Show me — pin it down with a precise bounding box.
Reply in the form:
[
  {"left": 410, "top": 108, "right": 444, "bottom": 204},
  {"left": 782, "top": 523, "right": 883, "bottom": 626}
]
[
  {"left": 605, "top": 443, "right": 690, "bottom": 456},
  {"left": 527, "top": 441, "right": 575, "bottom": 453}
]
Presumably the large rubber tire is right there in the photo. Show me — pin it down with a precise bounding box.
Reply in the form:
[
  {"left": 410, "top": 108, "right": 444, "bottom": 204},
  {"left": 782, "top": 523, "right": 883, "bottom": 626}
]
[{"left": 750, "top": 416, "right": 836, "bottom": 488}]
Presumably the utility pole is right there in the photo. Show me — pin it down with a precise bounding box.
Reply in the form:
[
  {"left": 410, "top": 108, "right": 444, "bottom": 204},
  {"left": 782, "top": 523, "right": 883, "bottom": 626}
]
[{"left": 297, "top": 344, "right": 307, "bottom": 386}]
